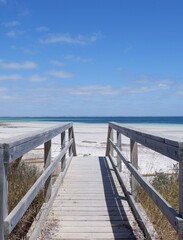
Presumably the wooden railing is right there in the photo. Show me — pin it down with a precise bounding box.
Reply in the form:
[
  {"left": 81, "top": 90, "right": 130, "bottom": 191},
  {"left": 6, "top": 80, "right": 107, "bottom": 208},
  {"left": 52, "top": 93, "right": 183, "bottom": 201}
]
[
  {"left": 106, "top": 122, "right": 183, "bottom": 240},
  {"left": 0, "top": 122, "right": 76, "bottom": 240}
]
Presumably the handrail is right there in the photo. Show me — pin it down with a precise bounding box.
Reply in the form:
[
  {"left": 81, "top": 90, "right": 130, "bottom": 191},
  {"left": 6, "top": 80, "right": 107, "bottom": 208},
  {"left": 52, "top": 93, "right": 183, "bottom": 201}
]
[
  {"left": 106, "top": 122, "right": 183, "bottom": 240},
  {"left": 0, "top": 122, "right": 76, "bottom": 240}
]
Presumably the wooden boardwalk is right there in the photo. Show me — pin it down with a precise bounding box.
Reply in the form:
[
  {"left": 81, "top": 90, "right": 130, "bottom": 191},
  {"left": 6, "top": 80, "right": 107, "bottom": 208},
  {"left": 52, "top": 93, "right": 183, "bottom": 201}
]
[{"left": 40, "top": 156, "right": 144, "bottom": 239}]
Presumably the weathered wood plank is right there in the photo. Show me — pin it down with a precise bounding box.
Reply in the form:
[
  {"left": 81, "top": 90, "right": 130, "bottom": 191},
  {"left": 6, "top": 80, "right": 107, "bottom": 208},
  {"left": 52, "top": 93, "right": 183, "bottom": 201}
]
[
  {"left": 179, "top": 161, "right": 183, "bottom": 239},
  {"left": 130, "top": 139, "right": 138, "bottom": 200},
  {"left": 117, "top": 132, "right": 122, "bottom": 172},
  {"left": 109, "top": 122, "right": 181, "bottom": 161},
  {"left": 40, "top": 156, "right": 144, "bottom": 240},
  {"left": 49, "top": 232, "right": 136, "bottom": 239},
  {"left": 4, "top": 139, "right": 73, "bottom": 234},
  {"left": 44, "top": 140, "right": 52, "bottom": 202},
  {"left": 0, "top": 149, "right": 8, "bottom": 240},
  {"left": 0, "top": 123, "right": 73, "bottom": 162},
  {"left": 61, "top": 131, "right": 66, "bottom": 171},
  {"left": 109, "top": 140, "right": 183, "bottom": 233}
]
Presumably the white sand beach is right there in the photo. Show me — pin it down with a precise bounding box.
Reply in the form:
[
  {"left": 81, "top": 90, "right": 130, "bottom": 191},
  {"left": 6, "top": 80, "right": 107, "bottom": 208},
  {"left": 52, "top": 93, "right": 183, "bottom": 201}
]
[{"left": 0, "top": 121, "right": 183, "bottom": 175}]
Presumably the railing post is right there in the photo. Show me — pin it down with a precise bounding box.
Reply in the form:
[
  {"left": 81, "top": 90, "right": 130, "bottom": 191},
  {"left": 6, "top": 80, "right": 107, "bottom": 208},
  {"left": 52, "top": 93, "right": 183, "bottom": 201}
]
[
  {"left": 130, "top": 139, "right": 138, "bottom": 201},
  {"left": 44, "top": 140, "right": 52, "bottom": 202},
  {"left": 68, "top": 128, "right": 73, "bottom": 157},
  {"left": 110, "top": 128, "right": 114, "bottom": 157},
  {"left": 71, "top": 126, "right": 77, "bottom": 156},
  {"left": 179, "top": 158, "right": 183, "bottom": 240},
  {"left": 0, "top": 149, "right": 8, "bottom": 240},
  {"left": 61, "top": 131, "right": 66, "bottom": 171},
  {"left": 117, "top": 131, "right": 122, "bottom": 172},
  {"left": 106, "top": 126, "right": 111, "bottom": 156}
]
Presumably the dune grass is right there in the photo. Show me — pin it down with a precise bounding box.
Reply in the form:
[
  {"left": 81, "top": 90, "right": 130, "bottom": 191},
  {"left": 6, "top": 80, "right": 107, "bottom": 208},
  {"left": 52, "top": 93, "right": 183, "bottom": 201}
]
[
  {"left": 8, "top": 161, "right": 44, "bottom": 240},
  {"left": 138, "top": 171, "right": 179, "bottom": 240}
]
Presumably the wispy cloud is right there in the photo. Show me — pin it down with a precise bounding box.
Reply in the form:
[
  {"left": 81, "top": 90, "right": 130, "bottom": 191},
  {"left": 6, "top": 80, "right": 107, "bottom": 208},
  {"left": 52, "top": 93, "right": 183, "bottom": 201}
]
[
  {"left": 36, "top": 26, "right": 49, "bottom": 32},
  {"left": 2, "top": 21, "right": 20, "bottom": 27},
  {"left": 0, "top": 60, "right": 38, "bottom": 69},
  {"left": 11, "top": 45, "right": 36, "bottom": 55},
  {"left": 6, "top": 30, "right": 25, "bottom": 38},
  {"left": 28, "top": 74, "right": 47, "bottom": 82},
  {"left": 64, "top": 55, "right": 92, "bottom": 63},
  {"left": 0, "top": 74, "right": 23, "bottom": 81},
  {"left": 47, "top": 70, "right": 74, "bottom": 78},
  {"left": 40, "top": 32, "right": 102, "bottom": 45},
  {"left": 50, "top": 60, "right": 65, "bottom": 67},
  {"left": 66, "top": 85, "right": 120, "bottom": 96}
]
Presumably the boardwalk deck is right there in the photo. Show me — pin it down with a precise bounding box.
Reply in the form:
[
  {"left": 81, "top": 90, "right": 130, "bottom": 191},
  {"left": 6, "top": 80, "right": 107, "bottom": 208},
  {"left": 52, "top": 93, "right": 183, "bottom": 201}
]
[{"left": 40, "top": 156, "right": 144, "bottom": 240}]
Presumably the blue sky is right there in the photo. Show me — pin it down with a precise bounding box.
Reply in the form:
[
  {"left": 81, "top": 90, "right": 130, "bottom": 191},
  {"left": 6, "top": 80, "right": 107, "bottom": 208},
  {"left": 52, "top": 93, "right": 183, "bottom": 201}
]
[{"left": 0, "top": 0, "right": 183, "bottom": 116}]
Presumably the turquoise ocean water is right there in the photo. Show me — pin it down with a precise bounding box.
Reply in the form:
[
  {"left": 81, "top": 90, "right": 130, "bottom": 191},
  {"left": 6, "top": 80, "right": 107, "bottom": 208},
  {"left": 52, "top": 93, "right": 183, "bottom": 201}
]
[{"left": 0, "top": 116, "right": 183, "bottom": 124}]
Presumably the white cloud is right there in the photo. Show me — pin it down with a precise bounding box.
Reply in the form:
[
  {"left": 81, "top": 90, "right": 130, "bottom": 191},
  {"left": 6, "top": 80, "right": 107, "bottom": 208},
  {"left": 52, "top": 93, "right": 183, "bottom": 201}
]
[
  {"left": 0, "top": 95, "right": 16, "bottom": 100},
  {"left": 28, "top": 75, "right": 47, "bottom": 82},
  {"left": 0, "top": 60, "right": 38, "bottom": 69},
  {"left": 64, "top": 55, "right": 92, "bottom": 63},
  {"left": 40, "top": 32, "right": 102, "bottom": 45},
  {"left": 50, "top": 60, "right": 65, "bottom": 67},
  {"left": 65, "top": 85, "right": 121, "bottom": 96},
  {"left": 11, "top": 45, "right": 36, "bottom": 55},
  {"left": 2, "top": 21, "right": 20, "bottom": 27},
  {"left": 47, "top": 70, "right": 74, "bottom": 79},
  {"left": 0, "top": 74, "right": 23, "bottom": 81},
  {"left": 36, "top": 26, "right": 49, "bottom": 32},
  {"left": 6, "top": 30, "right": 25, "bottom": 38}
]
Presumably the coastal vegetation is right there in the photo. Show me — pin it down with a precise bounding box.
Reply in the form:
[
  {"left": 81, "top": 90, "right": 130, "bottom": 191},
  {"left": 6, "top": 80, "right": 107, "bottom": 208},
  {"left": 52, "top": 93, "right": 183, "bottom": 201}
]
[
  {"left": 8, "top": 161, "right": 44, "bottom": 239},
  {"left": 138, "top": 170, "right": 178, "bottom": 240}
]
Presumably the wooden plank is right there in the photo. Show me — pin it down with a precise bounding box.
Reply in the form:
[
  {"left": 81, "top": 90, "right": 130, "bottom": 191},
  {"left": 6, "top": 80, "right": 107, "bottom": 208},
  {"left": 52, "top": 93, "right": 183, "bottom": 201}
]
[
  {"left": 40, "top": 156, "right": 144, "bottom": 240},
  {"left": 108, "top": 154, "right": 158, "bottom": 240},
  {"left": 44, "top": 140, "right": 52, "bottom": 202},
  {"left": 68, "top": 128, "right": 73, "bottom": 157},
  {"left": 109, "top": 140, "right": 183, "bottom": 233},
  {"left": 0, "top": 149, "right": 8, "bottom": 240},
  {"left": 0, "top": 123, "right": 73, "bottom": 162},
  {"left": 130, "top": 139, "right": 138, "bottom": 200},
  {"left": 56, "top": 220, "right": 133, "bottom": 227},
  {"left": 51, "top": 232, "right": 136, "bottom": 239},
  {"left": 105, "top": 126, "right": 111, "bottom": 156},
  {"left": 179, "top": 161, "right": 183, "bottom": 239},
  {"left": 28, "top": 154, "right": 73, "bottom": 240},
  {"left": 109, "top": 122, "right": 181, "bottom": 161},
  {"left": 71, "top": 126, "right": 77, "bottom": 156},
  {"left": 53, "top": 215, "right": 134, "bottom": 222},
  {"left": 4, "top": 139, "right": 73, "bottom": 234},
  {"left": 117, "top": 132, "right": 122, "bottom": 172},
  {"left": 61, "top": 131, "right": 66, "bottom": 171},
  {"left": 54, "top": 226, "right": 134, "bottom": 233}
]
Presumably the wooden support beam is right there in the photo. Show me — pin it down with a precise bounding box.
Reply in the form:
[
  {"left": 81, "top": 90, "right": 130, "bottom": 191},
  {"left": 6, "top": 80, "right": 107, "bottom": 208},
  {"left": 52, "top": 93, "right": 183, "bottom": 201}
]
[
  {"left": 44, "top": 140, "right": 52, "bottom": 202},
  {"left": 179, "top": 160, "right": 183, "bottom": 239},
  {"left": 68, "top": 128, "right": 73, "bottom": 157},
  {"left": 61, "top": 131, "right": 66, "bottom": 171},
  {"left": 130, "top": 139, "right": 138, "bottom": 201},
  {"left": 0, "top": 150, "right": 8, "bottom": 240},
  {"left": 117, "top": 132, "right": 122, "bottom": 172}
]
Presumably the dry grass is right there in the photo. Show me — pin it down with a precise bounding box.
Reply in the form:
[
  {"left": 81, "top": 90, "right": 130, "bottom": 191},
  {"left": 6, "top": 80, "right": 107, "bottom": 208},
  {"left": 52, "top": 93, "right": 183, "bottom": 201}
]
[
  {"left": 8, "top": 161, "right": 44, "bottom": 240},
  {"left": 138, "top": 171, "right": 179, "bottom": 240}
]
